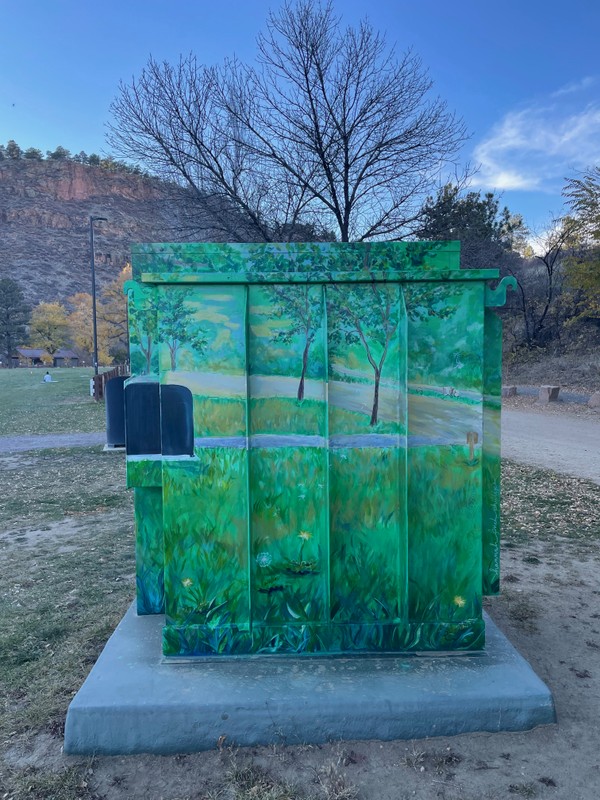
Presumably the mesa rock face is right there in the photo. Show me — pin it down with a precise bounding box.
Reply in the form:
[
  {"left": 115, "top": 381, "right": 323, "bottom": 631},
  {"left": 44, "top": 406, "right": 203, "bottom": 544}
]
[{"left": 0, "top": 159, "right": 194, "bottom": 305}]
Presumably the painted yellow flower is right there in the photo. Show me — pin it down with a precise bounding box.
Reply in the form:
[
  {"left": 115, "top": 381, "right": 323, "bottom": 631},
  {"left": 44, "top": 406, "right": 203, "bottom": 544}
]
[
  {"left": 181, "top": 578, "right": 193, "bottom": 588},
  {"left": 298, "top": 530, "right": 313, "bottom": 541},
  {"left": 453, "top": 595, "right": 466, "bottom": 608}
]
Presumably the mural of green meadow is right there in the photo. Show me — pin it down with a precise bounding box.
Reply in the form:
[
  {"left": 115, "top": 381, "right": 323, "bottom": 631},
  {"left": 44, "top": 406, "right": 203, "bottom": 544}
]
[{"left": 125, "top": 242, "right": 512, "bottom": 656}]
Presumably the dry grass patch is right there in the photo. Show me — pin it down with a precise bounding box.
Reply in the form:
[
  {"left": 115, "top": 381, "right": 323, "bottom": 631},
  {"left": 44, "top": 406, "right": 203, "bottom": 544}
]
[{"left": 0, "top": 452, "right": 599, "bottom": 799}]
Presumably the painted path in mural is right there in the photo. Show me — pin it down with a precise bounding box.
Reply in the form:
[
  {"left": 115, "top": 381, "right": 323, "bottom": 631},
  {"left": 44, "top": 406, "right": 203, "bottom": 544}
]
[{"left": 166, "top": 371, "right": 492, "bottom": 447}]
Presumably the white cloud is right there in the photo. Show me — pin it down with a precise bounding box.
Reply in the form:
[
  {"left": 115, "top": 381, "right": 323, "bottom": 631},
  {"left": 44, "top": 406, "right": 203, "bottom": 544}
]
[
  {"left": 471, "top": 79, "right": 600, "bottom": 193},
  {"left": 551, "top": 76, "right": 597, "bottom": 97}
]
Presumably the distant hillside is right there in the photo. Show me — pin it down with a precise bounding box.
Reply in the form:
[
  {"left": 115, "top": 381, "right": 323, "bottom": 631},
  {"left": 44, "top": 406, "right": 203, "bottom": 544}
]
[{"left": 0, "top": 157, "right": 195, "bottom": 306}]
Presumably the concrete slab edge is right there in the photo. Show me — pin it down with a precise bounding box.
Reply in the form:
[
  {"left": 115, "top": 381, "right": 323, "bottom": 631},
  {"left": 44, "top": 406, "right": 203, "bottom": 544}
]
[{"left": 64, "top": 604, "right": 556, "bottom": 755}]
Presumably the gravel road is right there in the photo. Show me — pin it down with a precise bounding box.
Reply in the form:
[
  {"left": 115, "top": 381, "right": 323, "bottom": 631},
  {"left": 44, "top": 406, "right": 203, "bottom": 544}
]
[{"left": 502, "top": 408, "right": 600, "bottom": 485}]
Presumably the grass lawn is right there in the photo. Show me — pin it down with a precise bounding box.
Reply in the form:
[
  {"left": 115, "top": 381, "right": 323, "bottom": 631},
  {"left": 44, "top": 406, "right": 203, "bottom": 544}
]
[
  {"left": 0, "top": 448, "right": 599, "bottom": 798},
  {"left": 0, "top": 367, "right": 106, "bottom": 436},
  {"left": 0, "top": 445, "right": 134, "bottom": 799}
]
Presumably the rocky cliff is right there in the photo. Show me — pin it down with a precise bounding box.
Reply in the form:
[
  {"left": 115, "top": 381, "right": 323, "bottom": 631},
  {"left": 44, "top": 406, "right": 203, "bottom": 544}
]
[{"left": 0, "top": 159, "right": 193, "bottom": 305}]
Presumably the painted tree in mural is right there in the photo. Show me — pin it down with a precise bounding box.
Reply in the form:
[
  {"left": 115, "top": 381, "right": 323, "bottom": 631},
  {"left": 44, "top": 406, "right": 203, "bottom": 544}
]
[
  {"left": 128, "top": 293, "right": 158, "bottom": 374},
  {"left": 157, "top": 290, "right": 208, "bottom": 370},
  {"left": 268, "top": 285, "right": 322, "bottom": 400},
  {"left": 328, "top": 284, "right": 399, "bottom": 425}
]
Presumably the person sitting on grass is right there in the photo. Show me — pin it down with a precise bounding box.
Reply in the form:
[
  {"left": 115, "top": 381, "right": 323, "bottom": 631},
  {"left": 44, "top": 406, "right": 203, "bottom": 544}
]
[{"left": 43, "top": 371, "right": 53, "bottom": 383}]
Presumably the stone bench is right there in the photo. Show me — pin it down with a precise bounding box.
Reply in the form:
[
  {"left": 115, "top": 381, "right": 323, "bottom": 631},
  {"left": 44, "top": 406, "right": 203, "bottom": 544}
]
[
  {"left": 538, "top": 385, "right": 560, "bottom": 404},
  {"left": 502, "top": 385, "right": 517, "bottom": 397}
]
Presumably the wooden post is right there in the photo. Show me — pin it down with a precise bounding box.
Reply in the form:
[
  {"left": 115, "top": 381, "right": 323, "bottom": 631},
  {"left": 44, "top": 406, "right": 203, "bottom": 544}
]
[{"left": 467, "top": 431, "right": 479, "bottom": 462}]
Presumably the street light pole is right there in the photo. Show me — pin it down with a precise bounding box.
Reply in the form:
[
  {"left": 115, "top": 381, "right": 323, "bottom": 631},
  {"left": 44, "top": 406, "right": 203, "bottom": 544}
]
[{"left": 89, "top": 215, "right": 107, "bottom": 376}]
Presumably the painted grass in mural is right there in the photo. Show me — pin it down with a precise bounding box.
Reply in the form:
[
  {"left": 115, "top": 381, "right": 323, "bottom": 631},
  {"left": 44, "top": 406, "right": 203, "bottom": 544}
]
[
  {"left": 250, "top": 447, "right": 328, "bottom": 625},
  {"left": 134, "top": 487, "right": 164, "bottom": 615},
  {"left": 330, "top": 447, "right": 406, "bottom": 625},
  {"left": 162, "top": 452, "right": 249, "bottom": 630},
  {"left": 407, "top": 445, "right": 483, "bottom": 625}
]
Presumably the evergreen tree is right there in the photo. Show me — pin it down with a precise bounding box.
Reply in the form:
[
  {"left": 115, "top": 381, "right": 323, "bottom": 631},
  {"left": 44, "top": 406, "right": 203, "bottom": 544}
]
[
  {"left": 23, "top": 147, "right": 44, "bottom": 160},
  {"left": 415, "top": 184, "right": 526, "bottom": 269},
  {"left": 0, "top": 279, "right": 30, "bottom": 366},
  {"left": 5, "top": 140, "right": 22, "bottom": 159}
]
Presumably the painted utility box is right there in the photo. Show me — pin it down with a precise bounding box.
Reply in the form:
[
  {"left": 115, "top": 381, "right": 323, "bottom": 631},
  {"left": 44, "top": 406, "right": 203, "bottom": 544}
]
[{"left": 124, "top": 242, "right": 514, "bottom": 657}]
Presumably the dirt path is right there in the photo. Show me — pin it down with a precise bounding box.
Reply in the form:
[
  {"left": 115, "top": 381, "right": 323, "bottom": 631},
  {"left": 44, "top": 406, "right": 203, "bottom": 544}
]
[{"left": 502, "top": 408, "right": 600, "bottom": 485}]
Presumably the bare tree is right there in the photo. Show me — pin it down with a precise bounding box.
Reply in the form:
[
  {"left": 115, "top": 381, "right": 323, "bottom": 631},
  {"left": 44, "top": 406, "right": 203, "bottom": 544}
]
[
  {"left": 108, "top": 0, "right": 466, "bottom": 242},
  {"left": 503, "top": 219, "right": 579, "bottom": 348}
]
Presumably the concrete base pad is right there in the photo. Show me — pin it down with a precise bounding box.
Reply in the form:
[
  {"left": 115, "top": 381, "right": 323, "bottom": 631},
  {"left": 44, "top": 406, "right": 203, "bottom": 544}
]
[{"left": 64, "top": 604, "right": 556, "bottom": 755}]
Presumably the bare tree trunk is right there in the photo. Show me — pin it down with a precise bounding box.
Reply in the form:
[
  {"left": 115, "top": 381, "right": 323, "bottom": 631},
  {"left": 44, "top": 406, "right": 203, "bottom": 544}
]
[
  {"left": 144, "top": 337, "right": 153, "bottom": 374},
  {"left": 297, "top": 339, "right": 310, "bottom": 401},
  {"left": 370, "top": 369, "right": 381, "bottom": 426}
]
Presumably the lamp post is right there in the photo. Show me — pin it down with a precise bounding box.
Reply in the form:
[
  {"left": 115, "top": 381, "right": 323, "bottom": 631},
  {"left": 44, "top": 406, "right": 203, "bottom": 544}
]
[{"left": 89, "top": 215, "right": 107, "bottom": 376}]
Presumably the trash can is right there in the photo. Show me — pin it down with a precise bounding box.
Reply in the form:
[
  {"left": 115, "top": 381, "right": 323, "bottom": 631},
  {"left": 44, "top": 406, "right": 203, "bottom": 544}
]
[
  {"left": 124, "top": 241, "right": 515, "bottom": 656},
  {"left": 105, "top": 375, "right": 127, "bottom": 448}
]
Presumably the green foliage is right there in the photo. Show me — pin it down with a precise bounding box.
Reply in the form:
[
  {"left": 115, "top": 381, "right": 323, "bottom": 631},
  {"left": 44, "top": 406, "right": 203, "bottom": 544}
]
[
  {"left": 132, "top": 240, "right": 464, "bottom": 279},
  {"left": 0, "top": 139, "right": 145, "bottom": 175},
  {"left": 128, "top": 290, "right": 158, "bottom": 374},
  {"left": 158, "top": 440, "right": 488, "bottom": 655},
  {"left": 0, "top": 277, "right": 29, "bottom": 363},
  {"left": 328, "top": 405, "right": 404, "bottom": 434},
  {"left": 329, "top": 447, "right": 405, "bottom": 623},
  {"left": 564, "top": 166, "right": 600, "bottom": 240},
  {"left": 405, "top": 282, "right": 484, "bottom": 390},
  {"left": 157, "top": 289, "right": 208, "bottom": 370},
  {"left": 416, "top": 183, "right": 526, "bottom": 269},
  {"left": 562, "top": 169, "right": 600, "bottom": 322},
  {"left": 5, "top": 139, "right": 22, "bottom": 159},
  {"left": 46, "top": 145, "right": 71, "bottom": 160},
  {"left": 162, "top": 452, "right": 250, "bottom": 645},
  {"left": 23, "top": 146, "right": 43, "bottom": 160},
  {"left": 328, "top": 283, "right": 402, "bottom": 425},
  {"left": 267, "top": 284, "right": 324, "bottom": 400},
  {"left": 563, "top": 248, "right": 600, "bottom": 321}
]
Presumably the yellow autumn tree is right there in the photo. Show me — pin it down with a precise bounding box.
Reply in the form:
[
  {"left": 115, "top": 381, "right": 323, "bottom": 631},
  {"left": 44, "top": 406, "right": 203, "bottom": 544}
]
[
  {"left": 29, "top": 301, "right": 70, "bottom": 355},
  {"left": 67, "top": 292, "right": 113, "bottom": 365}
]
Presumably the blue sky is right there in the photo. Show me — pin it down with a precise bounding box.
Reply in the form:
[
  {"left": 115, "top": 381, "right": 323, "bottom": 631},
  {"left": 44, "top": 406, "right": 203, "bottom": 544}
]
[{"left": 1, "top": 0, "right": 598, "bottom": 232}]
